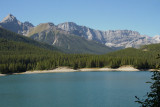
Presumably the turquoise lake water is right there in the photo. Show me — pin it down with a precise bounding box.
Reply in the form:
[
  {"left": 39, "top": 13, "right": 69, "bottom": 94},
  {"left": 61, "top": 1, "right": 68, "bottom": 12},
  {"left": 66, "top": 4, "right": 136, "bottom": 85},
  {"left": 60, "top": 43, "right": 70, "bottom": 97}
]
[{"left": 0, "top": 71, "right": 152, "bottom": 107}]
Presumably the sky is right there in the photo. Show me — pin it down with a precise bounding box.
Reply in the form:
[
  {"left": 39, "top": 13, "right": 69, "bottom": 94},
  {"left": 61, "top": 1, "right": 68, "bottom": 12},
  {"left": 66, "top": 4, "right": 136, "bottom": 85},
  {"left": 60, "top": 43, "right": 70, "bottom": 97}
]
[{"left": 0, "top": 0, "right": 159, "bottom": 37}]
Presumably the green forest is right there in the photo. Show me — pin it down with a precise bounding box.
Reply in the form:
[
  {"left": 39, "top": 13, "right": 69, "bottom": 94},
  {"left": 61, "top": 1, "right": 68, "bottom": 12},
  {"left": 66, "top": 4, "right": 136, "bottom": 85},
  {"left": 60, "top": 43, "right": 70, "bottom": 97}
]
[{"left": 0, "top": 28, "right": 160, "bottom": 74}]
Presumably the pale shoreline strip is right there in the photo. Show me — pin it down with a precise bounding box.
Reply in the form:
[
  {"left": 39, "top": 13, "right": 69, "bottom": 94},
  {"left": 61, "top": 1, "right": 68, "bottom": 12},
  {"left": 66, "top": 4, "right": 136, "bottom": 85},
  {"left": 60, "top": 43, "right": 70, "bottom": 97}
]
[{"left": 0, "top": 66, "right": 157, "bottom": 76}]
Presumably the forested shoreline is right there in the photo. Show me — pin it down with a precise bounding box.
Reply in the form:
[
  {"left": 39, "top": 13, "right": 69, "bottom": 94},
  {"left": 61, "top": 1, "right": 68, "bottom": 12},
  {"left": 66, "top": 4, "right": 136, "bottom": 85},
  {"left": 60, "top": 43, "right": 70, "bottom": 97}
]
[
  {"left": 1, "top": 38, "right": 160, "bottom": 74},
  {"left": 0, "top": 28, "right": 160, "bottom": 74}
]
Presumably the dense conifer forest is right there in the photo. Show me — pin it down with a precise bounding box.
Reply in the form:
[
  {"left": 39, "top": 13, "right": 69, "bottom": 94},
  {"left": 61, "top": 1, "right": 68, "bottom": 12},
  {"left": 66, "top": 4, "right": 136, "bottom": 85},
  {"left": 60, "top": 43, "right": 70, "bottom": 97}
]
[{"left": 0, "top": 28, "right": 160, "bottom": 74}]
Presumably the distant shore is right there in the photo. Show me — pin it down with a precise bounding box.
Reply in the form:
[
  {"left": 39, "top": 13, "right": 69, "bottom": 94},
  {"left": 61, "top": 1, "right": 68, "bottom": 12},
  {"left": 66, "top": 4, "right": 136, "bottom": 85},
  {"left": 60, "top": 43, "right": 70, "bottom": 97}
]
[{"left": 0, "top": 66, "right": 157, "bottom": 76}]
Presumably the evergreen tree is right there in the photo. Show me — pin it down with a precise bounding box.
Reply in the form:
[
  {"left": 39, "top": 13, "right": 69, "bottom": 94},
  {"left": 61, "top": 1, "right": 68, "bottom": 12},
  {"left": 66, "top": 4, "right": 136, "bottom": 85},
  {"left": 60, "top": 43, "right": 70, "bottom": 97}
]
[{"left": 135, "top": 71, "right": 160, "bottom": 107}]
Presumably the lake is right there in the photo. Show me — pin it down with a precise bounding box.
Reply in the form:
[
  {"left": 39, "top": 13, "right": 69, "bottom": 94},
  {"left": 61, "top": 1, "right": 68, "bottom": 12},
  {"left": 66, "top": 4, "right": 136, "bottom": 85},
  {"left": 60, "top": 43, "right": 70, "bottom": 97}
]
[{"left": 0, "top": 71, "right": 152, "bottom": 107}]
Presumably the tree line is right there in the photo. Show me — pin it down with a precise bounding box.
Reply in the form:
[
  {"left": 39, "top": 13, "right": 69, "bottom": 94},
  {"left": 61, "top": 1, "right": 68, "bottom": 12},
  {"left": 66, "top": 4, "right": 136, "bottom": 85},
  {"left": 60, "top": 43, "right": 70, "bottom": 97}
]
[{"left": 1, "top": 38, "right": 160, "bottom": 74}]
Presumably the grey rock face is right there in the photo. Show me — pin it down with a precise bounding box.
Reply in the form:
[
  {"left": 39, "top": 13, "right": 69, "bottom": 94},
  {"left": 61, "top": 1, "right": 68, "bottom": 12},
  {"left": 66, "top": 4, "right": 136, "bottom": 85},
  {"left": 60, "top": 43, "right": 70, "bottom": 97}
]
[
  {"left": 152, "top": 35, "right": 160, "bottom": 43},
  {"left": 57, "top": 22, "right": 106, "bottom": 43},
  {"left": 58, "top": 22, "right": 160, "bottom": 48},
  {"left": 0, "top": 14, "right": 34, "bottom": 35}
]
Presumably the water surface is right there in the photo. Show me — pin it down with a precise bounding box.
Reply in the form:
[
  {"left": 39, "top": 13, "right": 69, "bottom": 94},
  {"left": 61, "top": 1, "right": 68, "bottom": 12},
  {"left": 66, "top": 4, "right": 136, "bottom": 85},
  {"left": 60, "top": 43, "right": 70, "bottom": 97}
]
[{"left": 0, "top": 71, "right": 151, "bottom": 107}]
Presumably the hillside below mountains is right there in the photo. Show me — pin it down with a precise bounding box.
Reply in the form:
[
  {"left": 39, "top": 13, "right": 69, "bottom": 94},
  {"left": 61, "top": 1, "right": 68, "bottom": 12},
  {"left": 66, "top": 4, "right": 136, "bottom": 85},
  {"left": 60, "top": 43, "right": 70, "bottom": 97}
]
[
  {"left": 0, "top": 14, "right": 160, "bottom": 50},
  {"left": 0, "top": 27, "right": 59, "bottom": 51}
]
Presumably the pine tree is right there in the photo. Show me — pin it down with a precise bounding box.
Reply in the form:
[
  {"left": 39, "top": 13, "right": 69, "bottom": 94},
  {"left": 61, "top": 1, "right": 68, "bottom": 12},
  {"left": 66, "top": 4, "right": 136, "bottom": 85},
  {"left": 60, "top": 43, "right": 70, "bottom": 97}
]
[{"left": 135, "top": 71, "right": 160, "bottom": 107}]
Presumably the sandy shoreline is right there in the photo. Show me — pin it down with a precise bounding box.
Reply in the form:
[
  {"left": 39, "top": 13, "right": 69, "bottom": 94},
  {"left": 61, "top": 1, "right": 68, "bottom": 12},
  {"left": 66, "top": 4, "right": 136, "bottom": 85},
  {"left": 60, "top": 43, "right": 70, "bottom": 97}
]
[
  {"left": 0, "top": 66, "right": 157, "bottom": 76},
  {"left": 0, "top": 74, "right": 7, "bottom": 76}
]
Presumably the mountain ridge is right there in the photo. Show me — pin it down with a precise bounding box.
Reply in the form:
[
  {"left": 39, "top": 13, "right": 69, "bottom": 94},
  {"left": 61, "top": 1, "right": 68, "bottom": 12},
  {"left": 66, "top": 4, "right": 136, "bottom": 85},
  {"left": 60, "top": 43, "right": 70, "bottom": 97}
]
[
  {"left": 57, "top": 22, "right": 160, "bottom": 48},
  {"left": 27, "top": 23, "right": 113, "bottom": 54},
  {"left": 1, "top": 14, "right": 160, "bottom": 49}
]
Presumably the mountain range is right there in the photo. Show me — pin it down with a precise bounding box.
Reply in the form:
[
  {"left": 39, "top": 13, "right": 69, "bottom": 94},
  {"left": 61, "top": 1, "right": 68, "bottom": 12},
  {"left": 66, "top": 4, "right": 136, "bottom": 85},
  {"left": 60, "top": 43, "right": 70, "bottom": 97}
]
[
  {"left": 0, "top": 14, "right": 112, "bottom": 54},
  {"left": 57, "top": 22, "right": 160, "bottom": 48},
  {"left": 0, "top": 14, "right": 160, "bottom": 53}
]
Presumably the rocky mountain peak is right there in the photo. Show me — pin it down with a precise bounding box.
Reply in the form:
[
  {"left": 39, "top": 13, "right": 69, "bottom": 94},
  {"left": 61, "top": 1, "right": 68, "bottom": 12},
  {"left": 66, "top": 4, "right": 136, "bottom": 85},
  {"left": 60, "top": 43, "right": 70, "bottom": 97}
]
[
  {"left": 0, "top": 14, "right": 34, "bottom": 35},
  {"left": 24, "top": 21, "right": 34, "bottom": 27},
  {"left": 64, "top": 22, "right": 77, "bottom": 25},
  {"left": 1, "top": 14, "right": 17, "bottom": 23},
  {"left": 152, "top": 35, "right": 160, "bottom": 42},
  {"left": 36, "top": 22, "right": 56, "bottom": 30},
  {"left": 57, "top": 22, "right": 78, "bottom": 31}
]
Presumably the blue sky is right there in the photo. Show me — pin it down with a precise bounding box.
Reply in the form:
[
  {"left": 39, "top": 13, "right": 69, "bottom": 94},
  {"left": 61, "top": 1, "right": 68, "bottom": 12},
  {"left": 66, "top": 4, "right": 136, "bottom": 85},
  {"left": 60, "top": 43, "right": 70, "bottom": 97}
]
[{"left": 0, "top": 0, "right": 159, "bottom": 36}]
